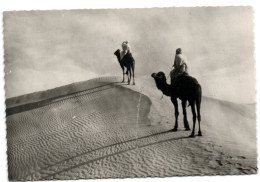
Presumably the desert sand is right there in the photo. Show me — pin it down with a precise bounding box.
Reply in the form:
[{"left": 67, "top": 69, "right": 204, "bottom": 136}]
[{"left": 5, "top": 76, "right": 257, "bottom": 181}]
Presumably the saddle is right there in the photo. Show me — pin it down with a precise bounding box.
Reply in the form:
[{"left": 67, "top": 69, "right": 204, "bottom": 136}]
[
  {"left": 170, "top": 71, "right": 190, "bottom": 96},
  {"left": 121, "top": 52, "right": 135, "bottom": 66},
  {"left": 170, "top": 69, "right": 188, "bottom": 83}
]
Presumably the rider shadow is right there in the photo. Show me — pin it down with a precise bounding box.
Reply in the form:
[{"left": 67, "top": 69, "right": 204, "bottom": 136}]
[{"left": 29, "top": 129, "right": 189, "bottom": 180}]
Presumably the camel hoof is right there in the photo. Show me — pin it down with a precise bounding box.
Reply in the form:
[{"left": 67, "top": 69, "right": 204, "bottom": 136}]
[
  {"left": 189, "top": 133, "right": 195, "bottom": 138},
  {"left": 198, "top": 131, "right": 202, "bottom": 136},
  {"left": 171, "top": 128, "right": 178, "bottom": 132},
  {"left": 189, "top": 134, "right": 195, "bottom": 138}
]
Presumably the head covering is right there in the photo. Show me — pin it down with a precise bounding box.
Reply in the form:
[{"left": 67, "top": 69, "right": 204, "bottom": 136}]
[
  {"left": 176, "top": 48, "right": 182, "bottom": 54},
  {"left": 122, "top": 41, "right": 128, "bottom": 48},
  {"left": 122, "top": 41, "right": 131, "bottom": 52}
]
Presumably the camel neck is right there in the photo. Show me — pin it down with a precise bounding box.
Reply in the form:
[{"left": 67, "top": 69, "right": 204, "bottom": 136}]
[
  {"left": 156, "top": 79, "right": 171, "bottom": 97},
  {"left": 115, "top": 53, "right": 121, "bottom": 62}
]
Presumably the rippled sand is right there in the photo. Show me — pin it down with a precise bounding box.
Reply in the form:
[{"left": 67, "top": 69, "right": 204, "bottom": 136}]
[{"left": 6, "top": 76, "right": 257, "bottom": 180}]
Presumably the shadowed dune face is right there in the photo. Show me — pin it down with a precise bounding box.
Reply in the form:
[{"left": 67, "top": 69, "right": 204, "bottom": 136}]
[
  {"left": 6, "top": 76, "right": 257, "bottom": 180},
  {"left": 6, "top": 78, "right": 154, "bottom": 180}
]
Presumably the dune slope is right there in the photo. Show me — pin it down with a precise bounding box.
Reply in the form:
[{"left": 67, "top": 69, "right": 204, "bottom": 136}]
[{"left": 6, "top": 76, "right": 257, "bottom": 181}]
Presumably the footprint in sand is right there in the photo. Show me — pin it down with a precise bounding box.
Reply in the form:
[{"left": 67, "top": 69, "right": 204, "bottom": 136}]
[
  {"left": 237, "top": 156, "right": 246, "bottom": 159},
  {"left": 237, "top": 167, "right": 256, "bottom": 174},
  {"left": 215, "top": 160, "right": 223, "bottom": 166},
  {"left": 203, "top": 148, "right": 213, "bottom": 153}
]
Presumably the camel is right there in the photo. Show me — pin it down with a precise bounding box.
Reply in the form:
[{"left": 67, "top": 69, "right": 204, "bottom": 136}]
[
  {"left": 151, "top": 72, "right": 202, "bottom": 137},
  {"left": 114, "top": 49, "right": 135, "bottom": 85}
]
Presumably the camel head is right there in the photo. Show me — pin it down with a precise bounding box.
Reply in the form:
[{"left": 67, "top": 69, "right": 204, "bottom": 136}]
[
  {"left": 114, "top": 49, "right": 121, "bottom": 62},
  {"left": 151, "top": 72, "right": 167, "bottom": 83},
  {"left": 151, "top": 71, "right": 167, "bottom": 90},
  {"left": 114, "top": 49, "right": 120, "bottom": 56},
  {"left": 151, "top": 71, "right": 170, "bottom": 96}
]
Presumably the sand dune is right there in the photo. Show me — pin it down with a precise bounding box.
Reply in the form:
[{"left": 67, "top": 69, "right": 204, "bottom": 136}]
[{"left": 5, "top": 76, "right": 257, "bottom": 181}]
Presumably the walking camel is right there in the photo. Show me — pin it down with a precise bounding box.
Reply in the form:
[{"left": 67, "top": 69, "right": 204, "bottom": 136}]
[
  {"left": 151, "top": 72, "right": 202, "bottom": 137},
  {"left": 114, "top": 49, "right": 135, "bottom": 85}
]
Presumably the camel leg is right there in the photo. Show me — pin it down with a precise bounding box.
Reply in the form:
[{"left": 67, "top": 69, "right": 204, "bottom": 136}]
[
  {"left": 127, "top": 68, "right": 131, "bottom": 85},
  {"left": 122, "top": 67, "right": 125, "bottom": 83},
  {"left": 189, "top": 103, "right": 196, "bottom": 137},
  {"left": 182, "top": 100, "right": 190, "bottom": 131},
  {"left": 132, "top": 65, "right": 135, "bottom": 85},
  {"left": 129, "top": 68, "right": 132, "bottom": 85},
  {"left": 196, "top": 101, "right": 202, "bottom": 136},
  {"left": 171, "top": 98, "right": 179, "bottom": 131},
  {"left": 126, "top": 67, "right": 130, "bottom": 85}
]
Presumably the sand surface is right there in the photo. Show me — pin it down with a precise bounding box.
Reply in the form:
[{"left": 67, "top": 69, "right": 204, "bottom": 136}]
[{"left": 6, "top": 76, "right": 257, "bottom": 181}]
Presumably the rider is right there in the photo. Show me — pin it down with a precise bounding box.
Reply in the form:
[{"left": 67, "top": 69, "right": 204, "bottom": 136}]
[
  {"left": 120, "top": 41, "right": 131, "bottom": 60},
  {"left": 170, "top": 48, "right": 188, "bottom": 86}
]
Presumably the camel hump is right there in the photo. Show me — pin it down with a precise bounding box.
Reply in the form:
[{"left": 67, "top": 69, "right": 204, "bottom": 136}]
[
  {"left": 124, "top": 53, "right": 135, "bottom": 63},
  {"left": 170, "top": 71, "right": 188, "bottom": 82},
  {"left": 170, "top": 72, "right": 200, "bottom": 89}
]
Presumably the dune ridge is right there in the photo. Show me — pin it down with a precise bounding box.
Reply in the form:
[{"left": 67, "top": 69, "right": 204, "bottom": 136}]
[
  {"left": 5, "top": 77, "right": 121, "bottom": 108},
  {"left": 6, "top": 76, "right": 257, "bottom": 180}
]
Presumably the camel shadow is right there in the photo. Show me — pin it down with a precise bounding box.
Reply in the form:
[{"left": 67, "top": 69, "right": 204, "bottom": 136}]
[
  {"left": 24, "top": 129, "right": 189, "bottom": 180},
  {"left": 40, "top": 132, "right": 189, "bottom": 180}
]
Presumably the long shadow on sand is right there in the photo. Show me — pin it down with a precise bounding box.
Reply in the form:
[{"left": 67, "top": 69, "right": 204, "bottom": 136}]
[
  {"left": 40, "top": 132, "right": 190, "bottom": 180},
  {"left": 6, "top": 82, "right": 124, "bottom": 116},
  {"left": 24, "top": 130, "right": 190, "bottom": 180}
]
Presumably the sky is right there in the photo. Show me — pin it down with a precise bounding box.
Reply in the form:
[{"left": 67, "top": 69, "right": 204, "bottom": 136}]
[{"left": 3, "top": 7, "right": 255, "bottom": 103}]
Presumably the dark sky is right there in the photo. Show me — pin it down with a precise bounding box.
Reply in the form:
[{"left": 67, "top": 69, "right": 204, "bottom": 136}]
[{"left": 4, "top": 7, "right": 255, "bottom": 103}]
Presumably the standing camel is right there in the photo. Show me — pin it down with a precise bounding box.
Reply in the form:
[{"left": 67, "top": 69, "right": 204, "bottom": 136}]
[
  {"left": 114, "top": 49, "right": 135, "bottom": 85},
  {"left": 151, "top": 72, "right": 202, "bottom": 137}
]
